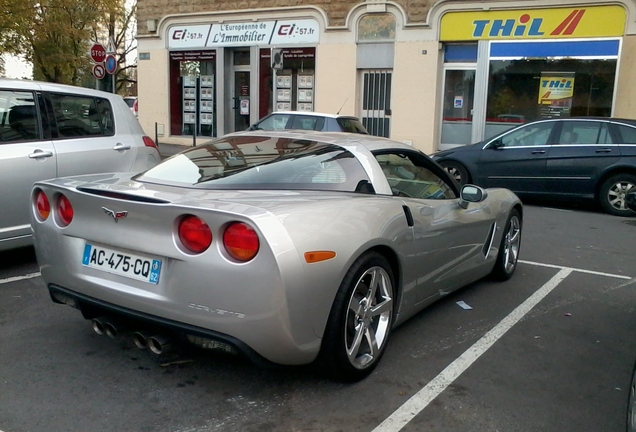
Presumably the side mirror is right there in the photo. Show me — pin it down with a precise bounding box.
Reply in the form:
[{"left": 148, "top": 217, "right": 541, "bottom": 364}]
[
  {"left": 491, "top": 139, "right": 505, "bottom": 149},
  {"left": 459, "top": 184, "right": 488, "bottom": 209}
]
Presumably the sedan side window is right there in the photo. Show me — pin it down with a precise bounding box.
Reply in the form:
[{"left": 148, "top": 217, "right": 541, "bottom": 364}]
[
  {"left": 0, "top": 90, "right": 40, "bottom": 143},
  {"left": 375, "top": 152, "right": 456, "bottom": 199},
  {"left": 498, "top": 122, "right": 554, "bottom": 148},
  {"left": 555, "top": 121, "right": 613, "bottom": 145}
]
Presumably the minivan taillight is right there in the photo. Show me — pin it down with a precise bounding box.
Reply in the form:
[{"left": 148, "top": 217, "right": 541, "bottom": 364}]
[
  {"left": 57, "top": 194, "right": 74, "bottom": 226},
  {"left": 142, "top": 136, "right": 157, "bottom": 149},
  {"left": 178, "top": 215, "right": 212, "bottom": 253},
  {"left": 223, "top": 222, "right": 259, "bottom": 262},
  {"left": 35, "top": 190, "right": 50, "bottom": 220}
]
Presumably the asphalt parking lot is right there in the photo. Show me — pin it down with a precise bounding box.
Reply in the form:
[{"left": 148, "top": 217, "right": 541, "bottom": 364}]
[{"left": 1, "top": 203, "right": 635, "bottom": 432}]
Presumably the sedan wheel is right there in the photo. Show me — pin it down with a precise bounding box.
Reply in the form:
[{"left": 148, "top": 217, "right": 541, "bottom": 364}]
[
  {"left": 320, "top": 252, "right": 394, "bottom": 381},
  {"left": 440, "top": 161, "right": 469, "bottom": 186},
  {"left": 599, "top": 174, "right": 636, "bottom": 217},
  {"left": 492, "top": 209, "right": 522, "bottom": 281}
]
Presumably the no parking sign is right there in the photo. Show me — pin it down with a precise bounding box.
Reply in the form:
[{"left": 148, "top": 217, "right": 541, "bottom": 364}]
[{"left": 105, "top": 54, "right": 117, "bottom": 75}]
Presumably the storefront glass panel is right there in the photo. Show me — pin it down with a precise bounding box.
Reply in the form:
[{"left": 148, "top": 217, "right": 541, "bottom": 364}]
[
  {"left": 441, "top": 69, "right": 475, "bottom": 145},
  {"left": 485, "top": 40, "right": 619, "bottom": 139},
  {"left": 169, "top": 51, "right": 216, "bottom": 137},
  {"left": 259, "top": 48, "right": 316, "bottom": 116}
]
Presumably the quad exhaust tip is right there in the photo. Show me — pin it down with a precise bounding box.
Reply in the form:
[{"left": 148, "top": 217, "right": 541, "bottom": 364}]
[
  {"left": 132, "top": 331, "right": 152, "bottom": 350},
  {"left": 148, "top": 335, "right": 172, "bottom": 355},
  {"left": 92, "top": 320, "right": 174, "bottom": 355},
  {"left": 92, "top": 317, "right": 107, "bottom": 336}
]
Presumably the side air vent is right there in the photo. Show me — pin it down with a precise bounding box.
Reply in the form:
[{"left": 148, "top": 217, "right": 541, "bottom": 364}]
[
  {"left": 482, "top": 222, "right": 497, "bottom": 258},
  {"left": 77, "top": 187, "right": 170, "bottom": 204}
]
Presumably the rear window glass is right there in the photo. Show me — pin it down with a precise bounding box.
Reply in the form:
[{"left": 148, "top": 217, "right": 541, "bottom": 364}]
[
  {"left": 337, "top": 118, "right": 368, "bottom": 134},
  {"left": 290, "top": 116, "right": 325, "bottom": 131},
  {"left": 50, "top": 93, "right": 114, "bottom": 138},
  {"left": 136, "top": 136, "right": 371, "bottom": 192}
]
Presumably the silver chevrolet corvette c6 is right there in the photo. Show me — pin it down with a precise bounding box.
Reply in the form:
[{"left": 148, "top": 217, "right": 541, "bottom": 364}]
[{"left": 31, "top": 130, "right": 523, "bottom": 382}]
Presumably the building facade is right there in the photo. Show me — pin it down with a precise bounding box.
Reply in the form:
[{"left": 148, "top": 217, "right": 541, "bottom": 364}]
[{"left": 136, "top": 0, "right": 636, "bottom": 154}]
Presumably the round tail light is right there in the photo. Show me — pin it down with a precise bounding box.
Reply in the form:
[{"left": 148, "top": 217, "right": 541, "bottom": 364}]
[
  {"left": 57, "top": 195, "right": 74, "bottom": 226},
  {"left": 223, "top": 222, "right": 259, "bottom": 262},
  {"left": 35, "top": 190, "right": 50, "bottom": 220},
  {"left": 178, "top": 215, "right": 212, "bottom": 253}
]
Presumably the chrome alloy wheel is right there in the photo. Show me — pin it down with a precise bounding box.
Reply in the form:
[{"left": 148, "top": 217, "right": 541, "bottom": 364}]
[
  {"left": 607, "top": 180, "right": 635, "bottom": 212},
  {"left": 445, "top": 166, "right": 462, "bottom": 184},
  {"left": 502, "top": 214, "right": 521, "bottom": 273},
  {"left": 344, "top": 266, "right": 393, "bottom": 370}
]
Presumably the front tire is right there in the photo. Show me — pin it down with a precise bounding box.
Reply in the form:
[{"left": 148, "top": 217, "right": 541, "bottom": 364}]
[
  {"left": 491, "top": 209, "right": 522, "bottom": 281},
  {"left": 319, "top": 252, "right": 395, "bottom": 382},
  {"left": 440, "top": 161, "right": 470, "bottom": 186},
  {"left": 599, "top": 174, "right": 636, "bottom": 217}
]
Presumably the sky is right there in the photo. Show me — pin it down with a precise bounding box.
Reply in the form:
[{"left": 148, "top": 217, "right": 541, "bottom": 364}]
[{"left": 4, "top": 55, "right": 33, "bottom": 79}]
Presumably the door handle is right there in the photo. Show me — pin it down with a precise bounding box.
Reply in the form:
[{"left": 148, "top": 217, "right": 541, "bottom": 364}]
[
  {"left": 531, "top": 150, "right": 546, "bottom": 154},
  {"left": 595, "top": 148, "right": 612, "bottom": 153},
  {"left": 113, "top": 143, "right": 131, "bottom": 151},
  {"left": 28, "top": 150, "right": 54, "bottom": 159}
]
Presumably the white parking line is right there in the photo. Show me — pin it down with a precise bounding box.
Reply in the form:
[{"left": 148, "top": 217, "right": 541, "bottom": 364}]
[
  {"left": 0, "top": 272, "right": 41, "bottom": 285},
  {"left": 373, "top": 260, "right": 634, "bottom": 431},
  {"left": 372, "top": 268, "right": 573, "bottom": 432},
  {"left": 520, "top": 260, "right": 633, "bottom": 280}
]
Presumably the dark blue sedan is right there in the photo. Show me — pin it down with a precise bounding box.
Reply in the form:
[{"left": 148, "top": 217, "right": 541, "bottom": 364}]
[{"left": 433, "top": 117, "right": 636, "bottom": 217}]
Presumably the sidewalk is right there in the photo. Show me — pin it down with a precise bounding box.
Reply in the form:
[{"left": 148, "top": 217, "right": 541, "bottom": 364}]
[{"left": 157, "top": 142, "right": 190, "bottom": 159}]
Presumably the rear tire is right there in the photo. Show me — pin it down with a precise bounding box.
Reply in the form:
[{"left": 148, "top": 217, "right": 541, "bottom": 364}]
[
  {"left": 319, "top": 252, "right": 395, "bottom": 382},
  {"left": 491, "top": 209, "right": 522, "bottom": 281},
  {"left": 440, "top": 161, "right": 470, "bottom": 186},
  {"left": 599, "top": 174, "right": 636, "bottom": 217}
]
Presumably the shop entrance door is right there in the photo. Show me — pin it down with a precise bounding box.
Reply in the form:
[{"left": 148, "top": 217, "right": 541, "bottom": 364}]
[
  {"left": 360, "top": 70, "right": 392, "bottom": 138},
  {"left": 440, "top": 68, "right": 476, "bottom": 147},
  {"left": 229, "top": 49, "right": 251, "bottom": 133}
]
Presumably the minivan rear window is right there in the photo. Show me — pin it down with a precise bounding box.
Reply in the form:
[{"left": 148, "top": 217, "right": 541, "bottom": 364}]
[{"left": 0, "top": 90, "right": 40, "bottom": 142}]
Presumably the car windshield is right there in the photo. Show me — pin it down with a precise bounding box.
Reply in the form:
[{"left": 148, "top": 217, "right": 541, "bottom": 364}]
[
  {"left": 135, "top": 135, "right": 371, "bottom": 192},
  {"left": 124, "top": 98, "right": 136, "bottom": 108}
]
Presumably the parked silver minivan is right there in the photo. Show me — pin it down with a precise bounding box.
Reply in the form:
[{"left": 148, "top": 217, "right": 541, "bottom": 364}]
[{"left": 0, "top": 78, "right": 161, "bottom": 251}]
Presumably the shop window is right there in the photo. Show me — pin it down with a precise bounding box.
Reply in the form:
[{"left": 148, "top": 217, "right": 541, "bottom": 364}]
[
  {"left": 486, "top": 51, "right": 617, "bottom": 139},
  {"left": 169, "top": 50, "right": 217, "bottom": 137},
  {"left": 358, "top": 13, "right": 396, "bottom": 42},
  {"left": 259, "top": 48, "right": 315, "bottom": 118}
]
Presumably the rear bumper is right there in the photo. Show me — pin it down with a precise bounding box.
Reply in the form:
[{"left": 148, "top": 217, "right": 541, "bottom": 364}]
[{"left": 49, "top": 284, "right": 274, "bottom": 367}]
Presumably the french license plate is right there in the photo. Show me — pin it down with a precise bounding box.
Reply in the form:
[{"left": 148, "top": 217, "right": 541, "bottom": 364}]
[{"left": 82, "top": 243, "right": 162, "bottom": 284}]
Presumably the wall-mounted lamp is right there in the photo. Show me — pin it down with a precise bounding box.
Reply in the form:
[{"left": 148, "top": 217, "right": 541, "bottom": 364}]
[{"left": 147, "top": 19, "right": 157, "bottom": 32}]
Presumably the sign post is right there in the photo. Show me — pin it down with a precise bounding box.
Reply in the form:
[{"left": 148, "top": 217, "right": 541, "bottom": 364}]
[{"left": 106, "top": 38, "right": 117, "bottom": 94}]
